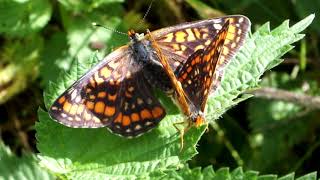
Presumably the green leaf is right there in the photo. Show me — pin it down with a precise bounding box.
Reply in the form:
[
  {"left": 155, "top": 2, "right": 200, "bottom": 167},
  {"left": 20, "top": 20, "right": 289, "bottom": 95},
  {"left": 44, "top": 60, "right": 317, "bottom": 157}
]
[
  {"left": 40, "top": 32, "right": 70, "bottom": 85},
  {"left": 296, "top": 172, "right": 317, "bottom": 180},
  {"left": 164, "top": 166, "right": 317, "bottom": 180},
  {"left": 0, "top": 0, "right": 52, "bottom": 37},
  {"left": 60, "top": 3, "right": 126, "bottom": 65},
  {"left": 0, "top": 142, "right": 53, "bottom": 180}
]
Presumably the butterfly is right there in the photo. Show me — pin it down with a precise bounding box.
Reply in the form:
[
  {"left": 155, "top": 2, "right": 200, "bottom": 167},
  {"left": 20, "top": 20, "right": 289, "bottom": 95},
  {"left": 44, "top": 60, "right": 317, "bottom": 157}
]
[
  {"left": 49, "top": 15, "right": 251, "bottom": 137},
  {"left": 150, "top": 19, "right": 232, "bottom": 128}
]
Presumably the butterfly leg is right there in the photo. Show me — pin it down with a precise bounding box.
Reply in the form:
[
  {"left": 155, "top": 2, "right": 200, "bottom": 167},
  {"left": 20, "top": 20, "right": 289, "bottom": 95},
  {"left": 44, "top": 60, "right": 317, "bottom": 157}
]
[{"left": 173, "top": 120, "right": 188, "bottom": 151}]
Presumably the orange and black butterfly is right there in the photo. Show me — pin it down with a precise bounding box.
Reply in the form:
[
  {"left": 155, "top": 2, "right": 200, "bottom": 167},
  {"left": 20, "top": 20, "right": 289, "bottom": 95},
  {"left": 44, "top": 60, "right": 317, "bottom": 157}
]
[
  {"left": 49, "top": 15, "right": 250, "bottom": 137},
  {"left": 150, "top": 19, "right": 232, "bottom": 128}
]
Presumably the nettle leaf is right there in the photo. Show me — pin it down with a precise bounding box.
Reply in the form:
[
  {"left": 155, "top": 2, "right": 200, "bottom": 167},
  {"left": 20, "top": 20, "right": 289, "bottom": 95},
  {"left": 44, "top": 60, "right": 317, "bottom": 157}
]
[
  {"left": 164, "top": 166, "right": 317, "bottom": 180},
  {"left": 0, "top": 142, "right": 53, "bottom": 180},
  {"left": 37, "top": 15, "right": 314, "bottom": 179},
  {"left": 0, "top": 0, "right": 52, "bottom": 37},
  {"left": 205, "top": 14, "right": 315, "bottom": 123}
]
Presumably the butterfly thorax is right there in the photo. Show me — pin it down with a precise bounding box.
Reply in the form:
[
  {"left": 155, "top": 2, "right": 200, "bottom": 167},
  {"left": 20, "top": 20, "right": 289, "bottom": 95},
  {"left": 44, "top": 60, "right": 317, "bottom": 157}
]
[{"left": 128, "top": 30, "right": 173, "bottom": 94}]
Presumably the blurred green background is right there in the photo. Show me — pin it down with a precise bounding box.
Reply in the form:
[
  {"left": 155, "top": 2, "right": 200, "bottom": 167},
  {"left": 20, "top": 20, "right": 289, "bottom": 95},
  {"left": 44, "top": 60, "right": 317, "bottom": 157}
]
[{"left": 0, "top": 0, "right": 319, "bottom": 178}]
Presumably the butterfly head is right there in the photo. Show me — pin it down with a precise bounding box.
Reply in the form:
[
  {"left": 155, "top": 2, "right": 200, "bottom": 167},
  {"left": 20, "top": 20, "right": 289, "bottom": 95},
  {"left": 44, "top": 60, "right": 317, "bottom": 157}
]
[{"left": 128, "top": 30, "right": 145, "bottom": 42}]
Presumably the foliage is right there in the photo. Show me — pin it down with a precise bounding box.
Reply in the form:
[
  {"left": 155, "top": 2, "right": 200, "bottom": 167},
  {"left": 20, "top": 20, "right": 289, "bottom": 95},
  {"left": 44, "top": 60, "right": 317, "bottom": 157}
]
[
  {"left": 164, "top": 165, "right": 317, "bottom": 180},
  {"left": 0, "top": 142, "right": 53, "bottom": 180},
  {"left": 0, "top": 0, "right": 319, "bottom": 179},
  {"left": 0, "top": 0, "right": 51, "bottom": 37},
  {"left": 36, "top": 12, "right": 314, "bottom": 179}
]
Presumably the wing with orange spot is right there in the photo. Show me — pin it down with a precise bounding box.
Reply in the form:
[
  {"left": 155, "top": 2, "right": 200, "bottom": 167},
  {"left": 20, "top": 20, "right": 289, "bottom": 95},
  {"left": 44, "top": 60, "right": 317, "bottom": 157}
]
[
  {"left": 49, "top": 46, "right": 166, "bottom": 137},
  {"left": 150, "top": 15, "right": 250, "bottom": 72},
  {"left": 176, "top": 20, "right": 230, "bottom": 112}
]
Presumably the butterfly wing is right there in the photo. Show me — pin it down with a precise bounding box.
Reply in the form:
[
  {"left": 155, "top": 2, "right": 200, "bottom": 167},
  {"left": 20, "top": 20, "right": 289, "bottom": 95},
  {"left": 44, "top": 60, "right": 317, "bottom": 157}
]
[
  {"left": 49, "top": 46, "right": 166, "bottom": 137},
  {"left": 176, "top": 20, "right": 230, "bottom": 112},
  {"left": 150, "top": 15, "right": 250, "bottom": 71}
]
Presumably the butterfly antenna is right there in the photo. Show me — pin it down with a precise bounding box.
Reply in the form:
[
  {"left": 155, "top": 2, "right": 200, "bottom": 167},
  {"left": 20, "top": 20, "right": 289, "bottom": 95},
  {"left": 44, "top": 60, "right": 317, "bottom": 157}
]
[
  {"left": 137, "top": 0, "right": 154, "bottom": 30},
  {"left": 92, "top": 22, "right": 128, "bottom": 37}
]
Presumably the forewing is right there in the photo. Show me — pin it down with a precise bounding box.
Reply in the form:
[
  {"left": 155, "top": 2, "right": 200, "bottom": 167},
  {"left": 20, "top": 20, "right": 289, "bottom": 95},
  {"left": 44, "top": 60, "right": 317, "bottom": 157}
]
[
  {"left": 49, "top": 46, "right": 166, "bottom": 137},
  {"left": 150, "top": 15, "right": 250, "bottom": 71}
]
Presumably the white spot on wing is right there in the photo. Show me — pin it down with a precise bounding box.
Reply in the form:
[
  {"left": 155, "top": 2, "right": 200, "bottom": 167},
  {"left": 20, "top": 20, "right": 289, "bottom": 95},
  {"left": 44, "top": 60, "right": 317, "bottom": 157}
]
[
  {"left": 213, "top": 23, "right": 222, "bottom": 30},
  {"left": 134, "top": 125, "right": 142, "bottom": 130},
  {"left": 71, "top": 89, "right": 77, "bottom": 100},
  {"left": 75, "top": 96, "right": 81, "bottom": 103},
  {"left": 213, "top": 19, "right": 222, "bottom": 23},
  {"left": 145, "top": 121, "right": 152, "bottom": 126}
]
